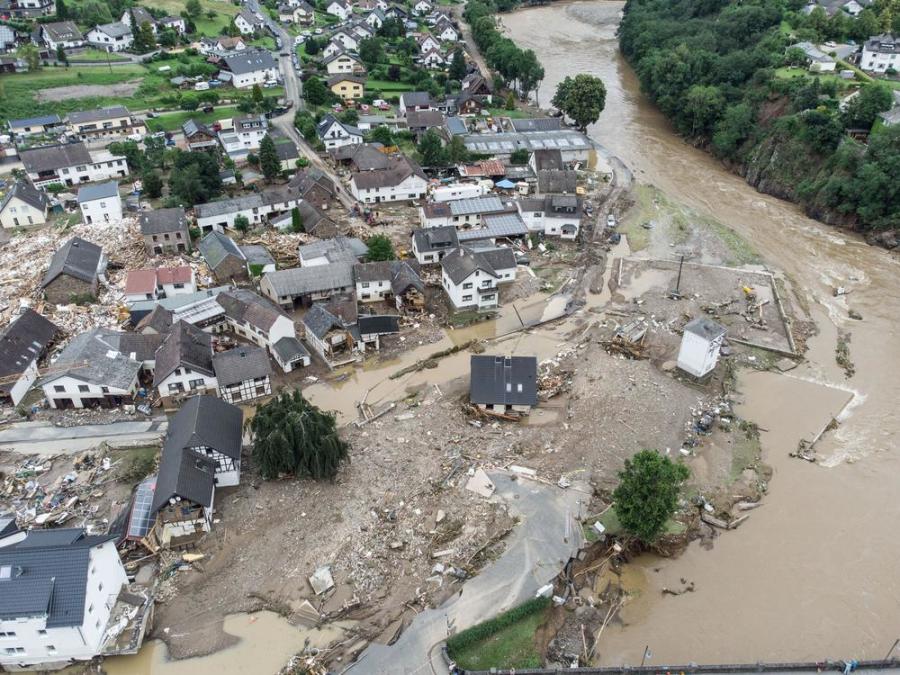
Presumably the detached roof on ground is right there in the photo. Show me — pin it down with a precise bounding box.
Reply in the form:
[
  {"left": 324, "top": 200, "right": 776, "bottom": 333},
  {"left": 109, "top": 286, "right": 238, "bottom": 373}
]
[{"left": 470, "top": 355, "right": 538, "bottom": 407}]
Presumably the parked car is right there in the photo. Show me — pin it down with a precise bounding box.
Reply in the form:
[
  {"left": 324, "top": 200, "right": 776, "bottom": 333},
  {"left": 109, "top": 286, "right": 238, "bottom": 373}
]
[{"left": 606, "top": 214, "right": 616, "bottom": 228}]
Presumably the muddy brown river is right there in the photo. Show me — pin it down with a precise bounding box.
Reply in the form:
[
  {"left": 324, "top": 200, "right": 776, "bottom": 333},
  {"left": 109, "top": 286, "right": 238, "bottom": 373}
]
[{"left": 505, "top": 1, "right": 900, "bottom": 666}]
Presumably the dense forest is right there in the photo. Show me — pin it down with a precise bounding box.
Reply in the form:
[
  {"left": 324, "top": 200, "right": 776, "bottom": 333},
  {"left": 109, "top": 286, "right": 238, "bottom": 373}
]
[{"left": 618, "top": 0, "right": 900, "bottom": 233}]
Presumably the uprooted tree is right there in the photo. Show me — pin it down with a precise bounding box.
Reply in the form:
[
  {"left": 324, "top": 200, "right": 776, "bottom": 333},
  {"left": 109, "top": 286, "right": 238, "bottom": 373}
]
[
  {"left": 612, "top": 449, "right": 689, "bottom": 543},
  {"left": 248, "top": 390, "right": 350, "bottom": 480}
]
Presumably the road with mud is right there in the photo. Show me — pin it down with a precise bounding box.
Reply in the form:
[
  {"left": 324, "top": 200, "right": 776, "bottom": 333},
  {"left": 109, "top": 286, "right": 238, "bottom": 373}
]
[{"left": 504, "top": 1, "right": 900, "bottom": 666}]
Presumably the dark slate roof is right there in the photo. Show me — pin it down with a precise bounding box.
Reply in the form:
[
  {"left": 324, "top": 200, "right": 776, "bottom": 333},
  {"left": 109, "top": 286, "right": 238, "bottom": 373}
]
[
  {"left": 317, "top": 113, "right": 362, "bottom": 140},
  {"left": 302, "top": 303, "right": 345, "bottom": 339},
  {"left": 223, "top": 48, "right": 277, "bottom": 75},
  {"left": 405, "top": 109, "right": 444, "bottom": 129},
  {"left": 684, "top": 317, "right": 727, "bottom": 340},
  {"left": 265, "top": 263, "right": 354, "bottom": 297},
  {"left": 531, "top": 148, "right": 563, "bottom": 171},
  {"left": 358, "top": 314, "right": 399, "bottom": 336},
  {"left": 272, "top": 335, "right": 310, "bottom": 363},
  {"left": 40, "top": 328, "right": 141, "bottom": 389},
  {"left": 510, "top": 117, "right": 562, "bottom": 132},
  {"left": 42, "top": 20, "right": 83, "bottom": 42},
  {"left": 240, "top": 244, "right": 275, "bottom": 268},
  {"left": 140, "top": 207, "right": 188, "bottom": 236},
  {"left": 341, "top": 143, "right": 392, "bottom": 171},
  {"left": 182, "top": 119, "right": 213, "bottom": 138},
  {"left": 391, "top": 261, "right": 424, "bottom": 295},
  {"left": 152, "top": 321, "right": 214, "bottom": 385},
  {"left": 66, "top": 106, "right": 130, "bottom": 125},
  {"left": 353, "top": 260, "right": 394, "bottom": 283},
  {"left": 289, "top": 168, "right": 336, "bottom": 196},
  {"left": 77, "top": 180, "right": 118, "bottom": 203},
  {"left": 92, "top": 21, "right": 132, "bottom": 38},
  {"left": 469, "top": 354, "right": 538, "bottom": 406},
  {"left": 136, "top": 305, "right": 174, "bottom": 334},
  {"left": 351, "top": 155, "right": 426, "bottom": 190},
  {"left": 538, "top": 169, "right": 577, "bottom": 195},
  {"left": 274, "top": 140, "right": 300, "bottom": 162},
  {"left": 0, "top": 309, "right": 58, "bottom": 393},
  {"left": 0, "top": 529, "right": 117, "bottom": 628},
  {"left": 1, "top": 181, "right": 49, "bottom": 213},
  {"left": 199, "top": 231, "right": 245, "bottom": 271},
  {"left": 151, "top": 444, "right": 217, "bottom": 514},
  {"left": 8, "top": 114, "right": 61, "bottom": 129},
  {"left": 296, "top": 200, "right": 337, "bottom": 237},
  {"left": 118, "top": 332, "right": 165, "bottom": 362},
  {"left": 401, "top": 91, "right": 434, "bottom": 108},
  {"left": 440, "top": 245, "right": 516, "bottom": 284},
  {"left": 413, "top": 225, "right": 459, "bottom": 253},
  {"left": 40, "top": 237, "right": 102, "bottom": 289},
  {"left": 212, "top": 345, "right": 272, "bottom": 387},
  {"left": 166, "top": 395, "right": 243, "bottom": 460},
  {"left": 216, "top": 288, "right": 288, "bottom": 331},
  {"left": 20, "top": 142, "right": 92, "bottom": 174}
]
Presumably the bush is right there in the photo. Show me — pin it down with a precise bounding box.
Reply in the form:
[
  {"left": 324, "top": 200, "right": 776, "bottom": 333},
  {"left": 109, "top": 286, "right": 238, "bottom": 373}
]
[{"left": 446, "top": 597, "right": 550, "bottom": 654}]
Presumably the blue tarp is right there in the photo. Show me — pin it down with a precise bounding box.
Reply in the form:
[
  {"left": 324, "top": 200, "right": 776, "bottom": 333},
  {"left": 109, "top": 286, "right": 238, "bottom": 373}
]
[{"left": 495, "top": 179, "right": 516, "bottom": 189}]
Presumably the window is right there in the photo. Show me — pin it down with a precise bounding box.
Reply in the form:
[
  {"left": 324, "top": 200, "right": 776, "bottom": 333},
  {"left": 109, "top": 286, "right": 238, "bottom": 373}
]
[
  {"left": 78, "top": 384, "right": 89, "bottom": 393},
  {"left": 361, "top": 281, "right": 370, "bottom": 288},
  {"left": 46, "top": 645, "right": 57, "bottom": 654},
  {"left": 189, "top": 379, "right": 205, "bottom": 390},
  {"left": 101, "top": 386, "right": 109, "bottom": 393},
  {"left": 174, "top": 283, "right": 184, "bottom": 289},
  {"left": 4, "top": 647, "right": 25, "bottom": 655},
  {"left": 54, "top": 385, "right": 65, "bottom": 393},
  {"left": 462, "top": 282, "right": 472, "bottom": 289},
  {"left": 37, "top": 630, "right": 46, "bottom": 636},
  {"left": 99, "top": 201, "right": 106, "bottom": 208},
  {"left": 462, "top": 294, "right": 472, "bottom": 302},
  {"left": 88, "top": 604, "right": 94, "bottom": 614},
  {"left": 168, "top": 383, "right": 184, "bottom": 393},
  {"left": 0, "top": 631, "right": 17, "bottom": 638}
]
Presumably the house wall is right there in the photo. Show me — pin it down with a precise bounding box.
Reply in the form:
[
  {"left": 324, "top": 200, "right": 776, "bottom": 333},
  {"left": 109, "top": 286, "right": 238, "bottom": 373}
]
[
  {"left": 43, "top": 374, "right": 136, "bottom": 409},
  {"left": 0, "top": 196, "right": 47, "bottom": 229},
  {"left": 80, "top": 196, "right": 123, "bottom": 225},
  {"left": 356, "top": 278, "right": 391, "bottom": 301},
  {"left": 7, "top": 358, "right": 39, "bottom": 406},
  {"left": 218, "top": 375, "right": 271, "bottom": 405},
  {"left": 156, "top": 368, "right": 217, "bottom": 403},
  {"left": 272, "top": 349, "right": 310, "bottom": 373},
  {"left": 231, "top": 66, "right": 278, "bottom": 89},
  {"left": 189, "top": 444, "right": 240, "bottom": 487},
  {"left": 326, "top": 56, "right": 360, "bottom": 74},
  {"left": 677, "top": 331, "right": 723, "bottom": 378},
  {"left": 143, "top": 229, "right": 190, "bottom": 255},
  {"left": 32, "top": 156, "right": 129, "bottom": 189},
  {"left": 154, "top": 499, "right": 212, "bottom": 548},
  {"left": 331, "top": 81, "right": 364, "bottom": 100},
  {"left": 431, "top": 184, "right": 485, "bottom": 202},
  {"left": 543, "top": 215, "right": 579, "bottom": 239},
  {"left": 86, "top": 28, "right": 133, "bottom": 52},
  {"left": 351, "top": 174, "right": 428, "bottom": 203},
  {"left": 0, "top": 541, "right": 125, "bottom": 669},
  {"left": 862, "top": 46, "right": 898, "bottom": 72},
  {"left": 211, "top": 256, "right": 249, "bottom": 283},
  {"left": 43, "top": 275, "right": 97, "bottom": 305},
  {"left": 442, "top": 269, "right": 499, "bottom": 309}
]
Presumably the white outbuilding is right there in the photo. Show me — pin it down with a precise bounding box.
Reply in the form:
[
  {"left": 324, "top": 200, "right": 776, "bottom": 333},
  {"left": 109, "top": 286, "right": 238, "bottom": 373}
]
[{"left": 677, "top": 317, "right": 727, "bottom": 378}]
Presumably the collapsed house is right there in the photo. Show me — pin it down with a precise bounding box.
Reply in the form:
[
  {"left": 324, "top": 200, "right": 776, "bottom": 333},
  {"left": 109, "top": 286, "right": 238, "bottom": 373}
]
[
  {"left": 39, "top": 237, "right": 106, "bottom": 305},
  {"left": 0, "top": 309, "right": 59, "bottom": 406},
  {"left": 302, "top": 301, "right": 400, "bottom": 366},
  {"left": 353, "top": 260, "right": 425, "bottom": 311},
  {"left": 147, "top": 395, "right": 243, "bottom": 551}
]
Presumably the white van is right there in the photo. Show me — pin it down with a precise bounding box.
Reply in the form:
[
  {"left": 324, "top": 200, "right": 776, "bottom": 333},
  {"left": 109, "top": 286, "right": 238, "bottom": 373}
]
[{"left": 194, "top": 81, "right": 210, "bottom": 91}]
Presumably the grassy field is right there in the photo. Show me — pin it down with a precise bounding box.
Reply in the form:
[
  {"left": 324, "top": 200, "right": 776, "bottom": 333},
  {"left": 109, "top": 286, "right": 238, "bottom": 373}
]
[
  {"left": 0, "top": 65, "right": 158, "bottom": 123},
  {"left": 68, "top": 48, "right": 131, "bottom": 63},
  {"left": 146, "top": 105, "right": 240, "bottom": 132},
  {"left": 249, "top": 35, "right": 277, "bottom": 50},
  {"left": 447, "top": 599, "right": 548, "bottom": 671},
  {"left": 367, "top": 79, "right": 415, "bottom": 92},
  {"left": 489, "top": 107, "right": 529, "bottom": 119},
  {"left": 773, "top": 66, "right": 856, "bottom": 89},
  {"left": 153, "top": 0, "right": 240, "bottom": 35}
]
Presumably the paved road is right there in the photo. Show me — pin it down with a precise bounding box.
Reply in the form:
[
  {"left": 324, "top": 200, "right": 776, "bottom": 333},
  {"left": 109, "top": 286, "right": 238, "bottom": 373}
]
[
  {"left": 0, "top": 418, "right": 168, "bottom": 454},
  {"left": 354, "top": 472, "right": 589, "bottom": 675}
]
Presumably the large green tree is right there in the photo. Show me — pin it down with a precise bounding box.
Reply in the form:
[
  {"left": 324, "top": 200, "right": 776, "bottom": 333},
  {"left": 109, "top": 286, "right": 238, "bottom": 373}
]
[
  {"left": 249, "top": 390, "right": 350, "bottom": 480},
  {"left": 417, "top": 129, "right": 446, "bottom": 166},
  {"left": 551, "top": 74, "right": 607, "bottom": 131},
  {"left": 303, "top": 76, "right": 329, "bottom": 106},
  {"left": 133, "top": 20, "right": 156, "bottom": 52},
  {"left": 258, "top": 134, "right": 281, "bottom": 181},
  {"left": 843, "top": 84, "right": 893, "bottom": 130},
  {"left": 366, "top": 234, "right": 396, "bottom": 261},
  {"left": 612, "top": 450, "right": 690, "bottom": 544}
]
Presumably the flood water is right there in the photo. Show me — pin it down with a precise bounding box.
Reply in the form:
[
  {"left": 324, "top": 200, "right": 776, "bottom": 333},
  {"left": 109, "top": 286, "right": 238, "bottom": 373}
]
[
  {"left": 101, "top": 612, "right": 354, "bottom": 675},
  {"left": 505, "top": 2, "right": 900, "bottom": 665}
]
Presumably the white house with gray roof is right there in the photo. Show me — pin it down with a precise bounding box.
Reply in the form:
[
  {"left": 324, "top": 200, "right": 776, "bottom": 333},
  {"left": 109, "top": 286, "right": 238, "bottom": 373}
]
[
  {"left": 0, "top": 527, "right": 128, "bottom": 670},
  {"left": 440, "top": 245, "right": 517, "bottom": 310},
  {"left": 219, "top": 49, "right": 278, "bottom": 88},
  {"left": 213, "top": 345, "right": 272, "bottom": 404},
  {"left": 40, "top": 21, "right": 84, "bottom": 50},
  {"left": 78, "top": 181, "right": 121, "bottom": 225},
  {"left": 317, "top": 114, "right": 364, "bottom": 151},
  {"left": 0, "top": 181, "right": 49, "bottom": 230},
  {"left": 861, "top": 33, "right": 898, "bottom": 73},
  {"left": 19, "top": 143, "right": 129, "bottom": 189},
  {"left": 420, "top": 195, "right": 510, "bottom": 228},
  {"left": 261, "top": 263, "right": 355, "bottom": 308},
  {"left": 86, "top": 22, "right": 133, "bottom": 52},
  {"left": 7, "top": 115, "right": 62, "bottom": 137},
  {"left": 298, "top": 236, "right": 367, "bottom": 266}
]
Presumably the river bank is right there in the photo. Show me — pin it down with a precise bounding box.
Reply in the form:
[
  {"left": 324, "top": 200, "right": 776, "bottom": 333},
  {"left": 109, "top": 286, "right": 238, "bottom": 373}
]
[{"left": 503, "top": 0, "right": 900, "bottom": 665}]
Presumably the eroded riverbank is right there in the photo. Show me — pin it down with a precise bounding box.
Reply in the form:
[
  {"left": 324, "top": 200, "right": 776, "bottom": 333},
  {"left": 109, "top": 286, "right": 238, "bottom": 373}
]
[{"left": 504, "top": 1, "right": 900, "bottom": 665}]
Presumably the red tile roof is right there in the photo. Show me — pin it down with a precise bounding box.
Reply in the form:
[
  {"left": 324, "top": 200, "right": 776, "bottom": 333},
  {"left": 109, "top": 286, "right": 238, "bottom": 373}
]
[
  {"left": 156, "top": 266, "right": 192, "bottom": 285},
  {"left": 125, "top": 269, "right": 157, "bottom": 295}
]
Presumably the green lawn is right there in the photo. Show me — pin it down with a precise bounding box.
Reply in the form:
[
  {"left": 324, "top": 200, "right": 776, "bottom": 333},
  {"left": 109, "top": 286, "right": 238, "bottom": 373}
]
[
  {"left": 152, "top": 0, "right": 239, "bottom": 35},
  {"left": 68, "top": 48, "right": 131, "bottom": 63},
  {"left": 146, "top": 105, "right": 240, "bottom": 132},
  {"left": 0, "top": 65, "right": 158, "bottom": 123},
  {"left": 773, "top": 66, "right": 854, "bottom": 88},
  {"left": 367, "top": 79, "right": 415, "bottom": 92},
  {"left": 583, "top": 506, "right": 686, "bottom": 540},
  {"left": 489, "top": 107, "right": 529, "bottom": 118},
  {"left": 249, "top": 35, "right": 277, "bottom": 50},
  {"left": 448, "top": 600, "right": 548, "bottom": 671}
]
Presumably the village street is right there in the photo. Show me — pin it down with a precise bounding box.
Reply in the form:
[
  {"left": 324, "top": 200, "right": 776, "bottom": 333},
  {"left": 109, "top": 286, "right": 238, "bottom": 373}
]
[
  {"left": 355, "top": 472, "right": 588, "bottom": 674},
  {"left": 0, "top": 417, "right": 168, "bottom": 454}
]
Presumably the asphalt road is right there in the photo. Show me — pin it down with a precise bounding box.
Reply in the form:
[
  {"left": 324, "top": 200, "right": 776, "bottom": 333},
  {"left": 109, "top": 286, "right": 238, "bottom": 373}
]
[
  {"left": 0, "top": 418, "right": 168, "bottom": 454},
  {"left": 354, "top": 472, "right": 589, "bottom": 675}
]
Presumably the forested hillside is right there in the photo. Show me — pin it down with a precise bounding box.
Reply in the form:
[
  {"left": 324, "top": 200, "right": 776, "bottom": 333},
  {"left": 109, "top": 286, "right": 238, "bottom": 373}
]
[{"left": 619, "top": 0, "right": 900, "bottom": 233}]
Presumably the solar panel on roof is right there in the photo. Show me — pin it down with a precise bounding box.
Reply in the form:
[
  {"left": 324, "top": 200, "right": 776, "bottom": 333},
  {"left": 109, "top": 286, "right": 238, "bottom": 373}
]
[{"left": 127, "top": 476, "right": 156, "bottom": 540}]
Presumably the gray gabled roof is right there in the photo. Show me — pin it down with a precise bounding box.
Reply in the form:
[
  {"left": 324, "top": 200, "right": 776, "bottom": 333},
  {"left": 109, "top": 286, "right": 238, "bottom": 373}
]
[
  {"left": 40, "top": 237, "right": 102, "bottom": 289},
  {"left": 65, "top": 106, "right": 130, "bottom": 125},
  {"left": 510, "top": 117, "right": 562, "bottom": 133},
  {"left": 199, "top": 231, "right": 245, "bottom": 271},
  {"left": 440, "top": 245, "right": 516, "bottom": 284},
  {"left": 212, "top": 345, "right": 272, "bottom": 387},
  {"left": 272, "top": 335, "right": 310, "bottom": 363},
  {"left": 240, "top": 244, "right": 276, "bottom": 268},
  {"left": 41, "top": 21, "right": 83, "bottom": 42},
  {"left": 265, "top": 263, "right": 354, "bottom": 297},
  {"left": 0, "top": 529, "right": 117, "bottom": 628},
  {"left": 302, "top": 302, "right": 345, "bottom": 339},
  {"left": 0, "top": 309, "right": 58, "bottom": 393},
  {"left": 222, "top": 48, "right": 277, "bottom": 75},
  {"left": 20, "top": 142, "right": 92, "bottom": 174},
  {"left": 448, "top": 195, "right": 506, "bottom": 216},
  {"left": 182, "top": 118, "right": 214, "bottom": 139},
  {"left": 298, "top": 236, "right": 367, "bottom": 263},
  {"left": 77, "top": 180, "right": 118, "bottom": 204},
  {"left": 92, "top": 22, "right": 132, "bottom": 38},
  {"left": 151, "top": 444, "right": 217, "bottom": 514},
  {"left": 40, "top": 328, "right": 141, "bottom": 390},
  {"left": 153, "top": 321, "right": 214, "bottom": 385},
  {"left": 0, "top": 181, "right": 49, "bottom": 214},
  {"left": 401, "top": 91, "right": 434, "bottom": 107},
  {"left": 140, "top": 207, "right": 188, "bottom": 236},
  {"left": 216, "top": 288, "right": 288, "bottom": 331},
  {"left": 469, "top": 354, "right": 537, "bottom": 406},
  {"left": 8, "top": 114, "right": 61, "bottom": 130},
  {"left": 413, "top": 225, "right": 458, "bottom": 253}
]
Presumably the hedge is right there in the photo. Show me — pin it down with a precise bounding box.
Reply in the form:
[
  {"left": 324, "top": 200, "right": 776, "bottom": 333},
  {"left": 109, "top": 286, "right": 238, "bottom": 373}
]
[{"left": 446, "top": 596, "right": 550, "bottom": 654}]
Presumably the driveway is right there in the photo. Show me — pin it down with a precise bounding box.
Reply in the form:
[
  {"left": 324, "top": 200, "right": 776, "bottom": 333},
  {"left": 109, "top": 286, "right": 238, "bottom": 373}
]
[
  {"left": 0, "top": 418, "right": 168, "bottom": 454},
  {"left": 354, "top": 472, "right": 588, "bottom": 674}
]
